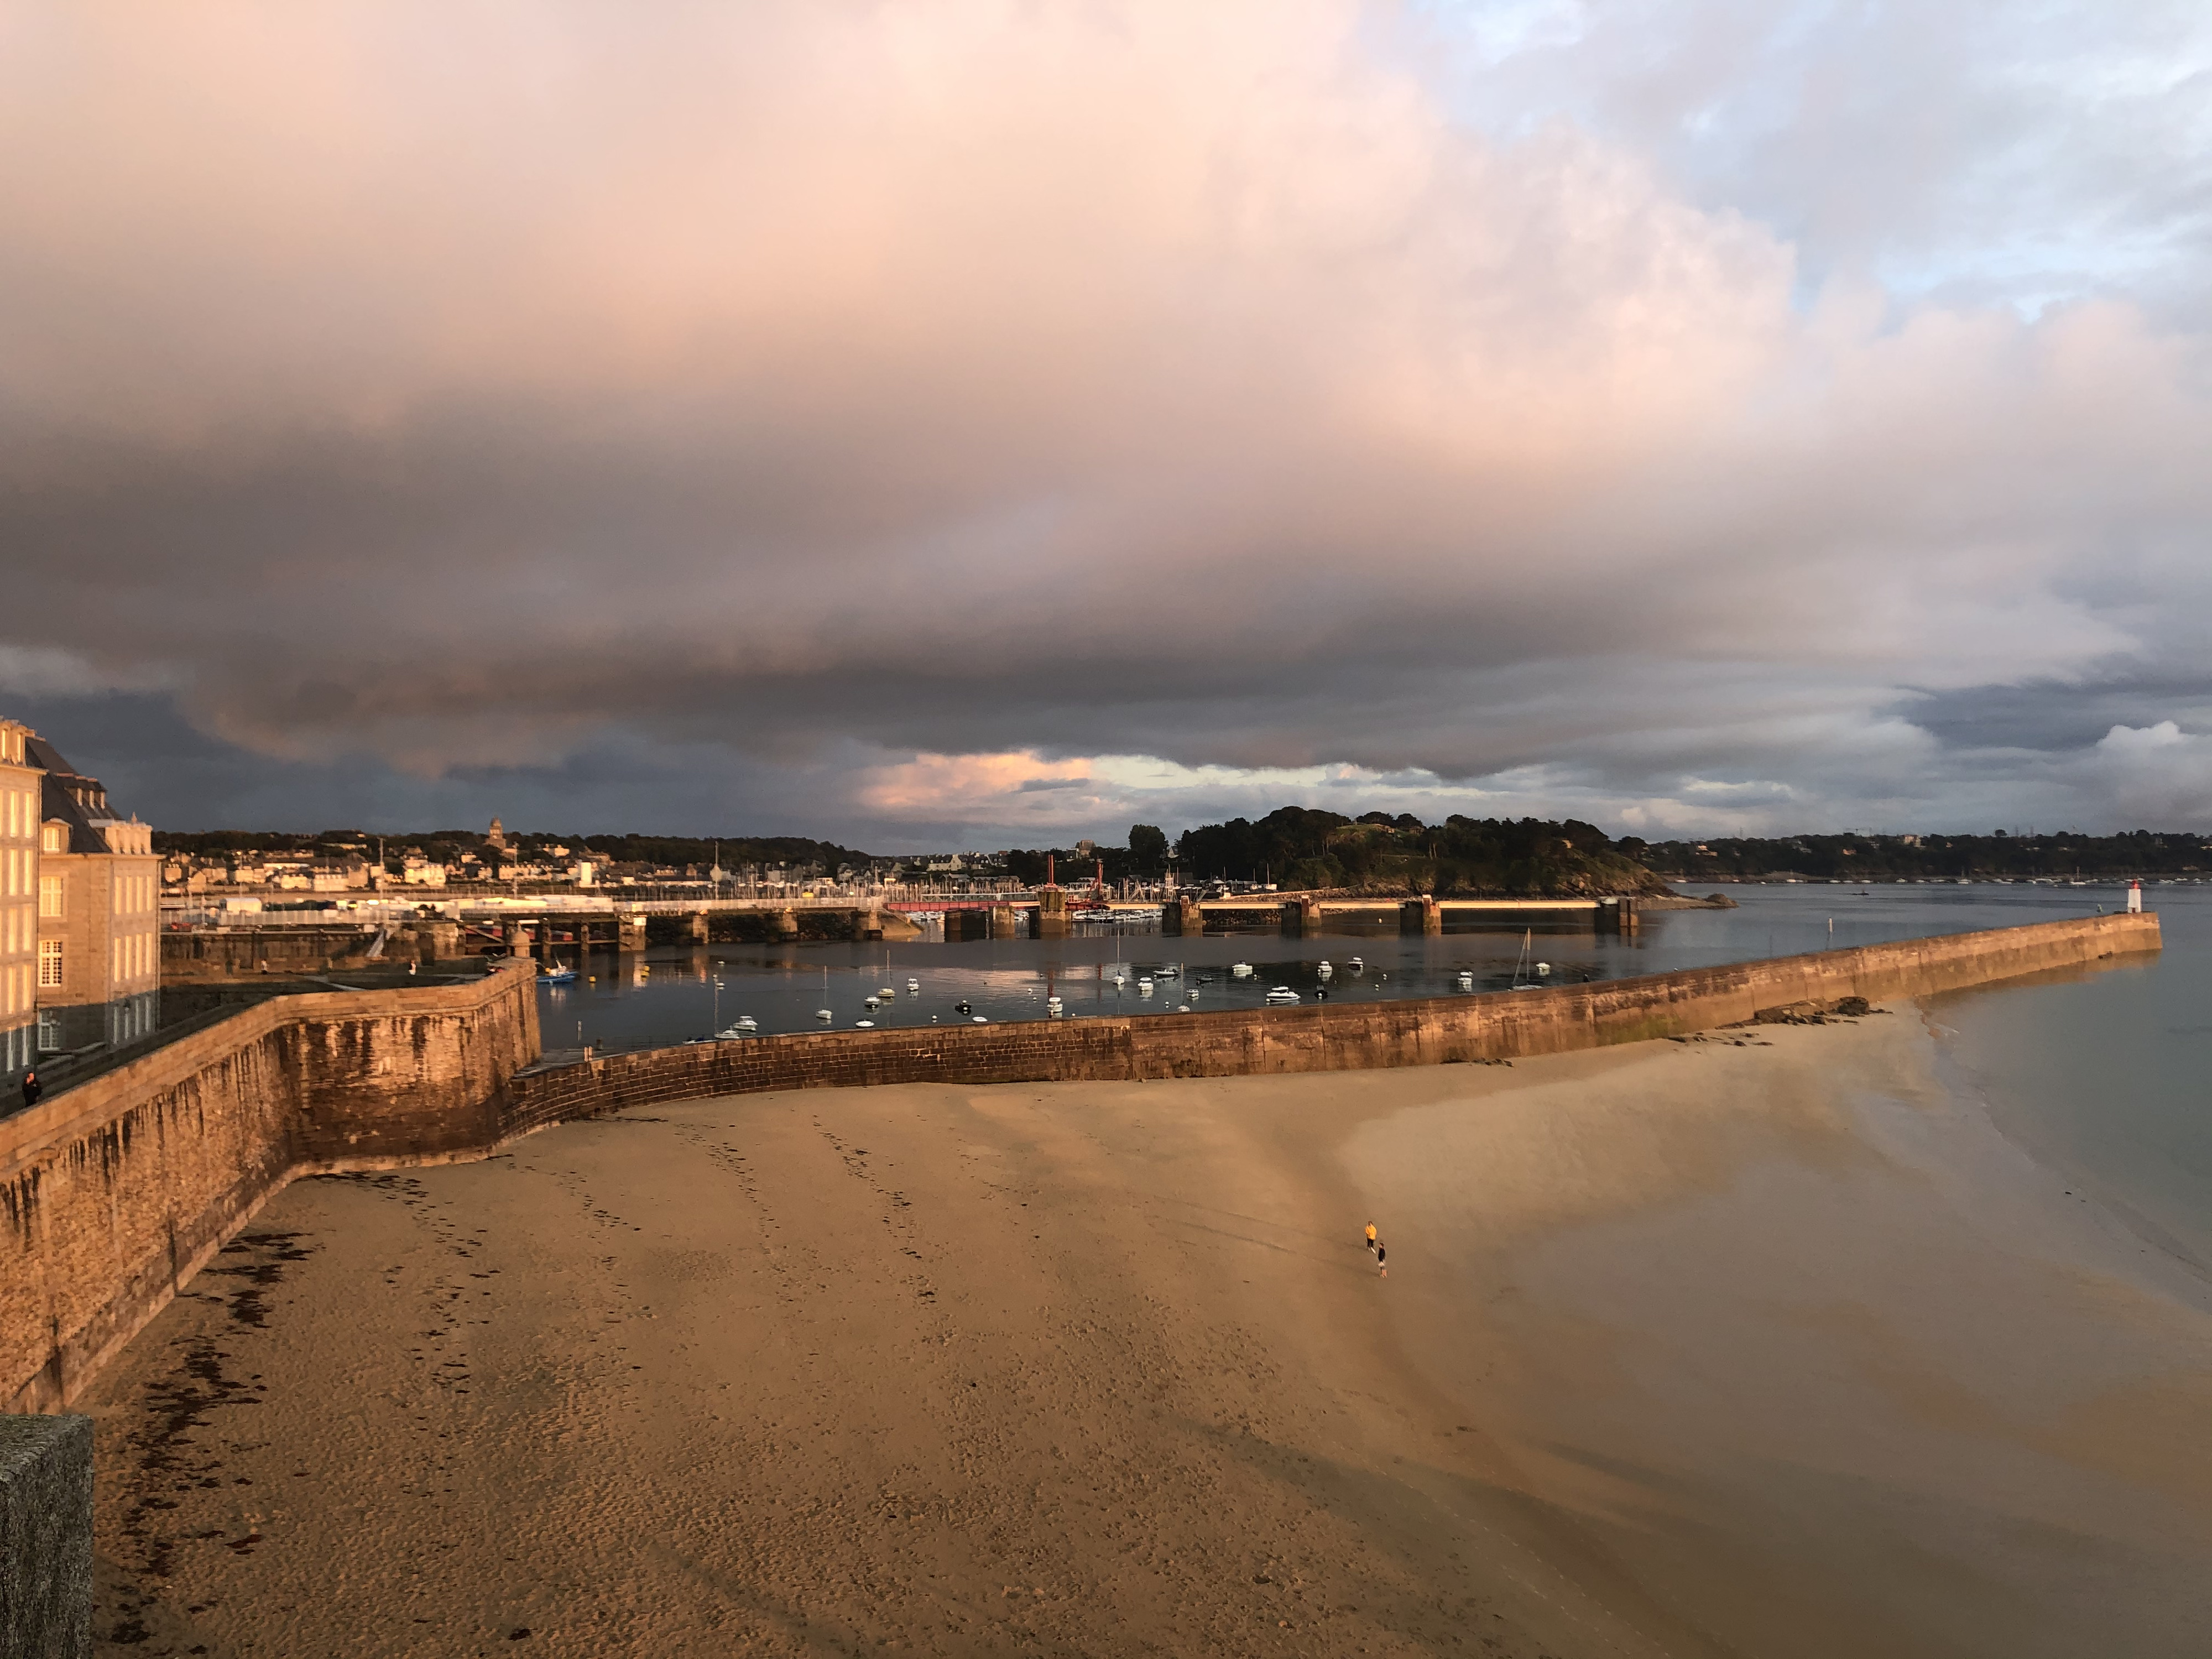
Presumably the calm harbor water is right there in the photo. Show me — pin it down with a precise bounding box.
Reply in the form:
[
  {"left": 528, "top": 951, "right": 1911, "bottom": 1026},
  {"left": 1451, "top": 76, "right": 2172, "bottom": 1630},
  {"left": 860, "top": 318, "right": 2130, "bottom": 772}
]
[{"left": 538, "top": 880, "right": 2178, "bottom": 1044}]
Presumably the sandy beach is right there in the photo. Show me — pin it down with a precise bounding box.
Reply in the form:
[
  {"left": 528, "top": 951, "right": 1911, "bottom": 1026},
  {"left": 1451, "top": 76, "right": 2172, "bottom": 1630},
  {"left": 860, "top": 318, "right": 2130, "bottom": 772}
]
[{"left": 85, "top": 1007, "right": 2212, "bottom": 1657}]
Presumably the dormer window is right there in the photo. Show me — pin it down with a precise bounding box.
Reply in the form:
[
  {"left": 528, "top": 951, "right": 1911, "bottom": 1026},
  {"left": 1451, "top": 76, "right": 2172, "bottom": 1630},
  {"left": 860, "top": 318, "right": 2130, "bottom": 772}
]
[{"left": 40, "top": 823, "right": 65, "bottom": 854}]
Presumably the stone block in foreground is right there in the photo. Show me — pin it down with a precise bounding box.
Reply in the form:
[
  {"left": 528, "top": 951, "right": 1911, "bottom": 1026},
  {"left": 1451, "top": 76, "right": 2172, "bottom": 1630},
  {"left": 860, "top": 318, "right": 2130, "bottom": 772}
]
[{"left": 0, "top": 1414, "right": 92, "bottom": 1659}]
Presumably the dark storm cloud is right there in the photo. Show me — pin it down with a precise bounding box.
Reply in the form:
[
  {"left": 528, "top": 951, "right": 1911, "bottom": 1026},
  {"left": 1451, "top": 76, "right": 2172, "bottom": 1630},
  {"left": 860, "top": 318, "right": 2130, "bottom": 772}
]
[{"left": 1, "top": 2, "right": 2208, "bottom": 839}]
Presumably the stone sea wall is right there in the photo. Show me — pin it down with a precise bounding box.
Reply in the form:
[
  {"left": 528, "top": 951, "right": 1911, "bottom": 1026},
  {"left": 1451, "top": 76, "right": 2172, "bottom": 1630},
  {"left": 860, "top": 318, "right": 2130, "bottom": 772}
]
[
  {"left": 508, "top": 910, "right": 2158, "bottom": 1122},
  {"left": 0, "top": 965, "right": 539, "bottom": 1413},
  {"left": 0, "top": 911, "right": 2157, "bottom": 1413}
]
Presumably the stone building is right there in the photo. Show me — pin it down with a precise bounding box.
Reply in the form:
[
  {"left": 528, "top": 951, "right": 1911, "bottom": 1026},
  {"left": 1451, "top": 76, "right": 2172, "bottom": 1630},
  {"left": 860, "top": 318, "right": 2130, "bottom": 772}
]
[
  {"left": 0, "top": 719, "right": 41, "bottom": 1087},
  {"left": 29, "top": 733, "right": 159, "bottom": 1055}
]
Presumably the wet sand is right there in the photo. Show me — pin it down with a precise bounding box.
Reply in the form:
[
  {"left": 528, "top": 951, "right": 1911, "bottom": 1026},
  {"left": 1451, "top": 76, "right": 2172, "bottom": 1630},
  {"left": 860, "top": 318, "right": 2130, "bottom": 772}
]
[{"left": 86, "top": 1009, "right": 2212, "bottom": 1657}]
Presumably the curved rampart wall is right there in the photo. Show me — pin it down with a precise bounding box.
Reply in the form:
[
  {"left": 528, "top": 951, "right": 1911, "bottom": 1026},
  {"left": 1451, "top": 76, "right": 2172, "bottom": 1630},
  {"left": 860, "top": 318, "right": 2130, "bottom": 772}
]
[
  {"left": 0, "top": 912, "right": 2158, "bottom": 1413},
  {"left": 0, "top": 964, "right": 540, "bottom": 1413}
]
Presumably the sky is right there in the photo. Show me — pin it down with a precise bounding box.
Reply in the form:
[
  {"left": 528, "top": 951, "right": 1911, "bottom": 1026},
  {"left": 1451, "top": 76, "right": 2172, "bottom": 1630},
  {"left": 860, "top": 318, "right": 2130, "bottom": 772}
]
[{"left": 2, "top": 0, "right": 2208, "bottom": 849}]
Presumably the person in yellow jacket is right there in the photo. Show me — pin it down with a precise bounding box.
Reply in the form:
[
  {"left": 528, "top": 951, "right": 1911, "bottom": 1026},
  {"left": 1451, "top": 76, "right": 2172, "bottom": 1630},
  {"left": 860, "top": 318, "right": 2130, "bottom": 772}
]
[{"left": 1364, "top": 1222, "right": 1377, "bottom": 1251}]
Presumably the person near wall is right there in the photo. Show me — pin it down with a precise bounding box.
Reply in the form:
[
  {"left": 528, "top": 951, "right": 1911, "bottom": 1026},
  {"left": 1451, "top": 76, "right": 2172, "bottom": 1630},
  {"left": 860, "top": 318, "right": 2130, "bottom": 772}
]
[{"left": 20, "top": 1068, "right": 40, "bottom": 1110}]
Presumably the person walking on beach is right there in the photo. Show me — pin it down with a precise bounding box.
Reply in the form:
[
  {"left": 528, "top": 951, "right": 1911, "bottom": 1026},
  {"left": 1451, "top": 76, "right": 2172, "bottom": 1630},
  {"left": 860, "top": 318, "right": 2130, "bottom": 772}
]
[{"left": 1374, "top": 1241, "right": 1387, "bottom": 1279}]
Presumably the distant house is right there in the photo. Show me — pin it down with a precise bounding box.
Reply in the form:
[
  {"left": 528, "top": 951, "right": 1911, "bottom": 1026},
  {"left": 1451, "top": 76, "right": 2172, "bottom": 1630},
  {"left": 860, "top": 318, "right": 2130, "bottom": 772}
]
[
  {"left": 1, "top": 718, "right": 40, "bottom": 1086},
  {"left": 28, "top": 732, "right": 159, "bottom": 1055}
]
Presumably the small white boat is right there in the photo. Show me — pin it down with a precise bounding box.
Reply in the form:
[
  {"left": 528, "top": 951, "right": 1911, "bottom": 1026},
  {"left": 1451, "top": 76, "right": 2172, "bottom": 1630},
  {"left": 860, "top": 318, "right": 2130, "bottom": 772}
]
[
  {"left": 1265, "top": 985, "right": 1299, "bottom": 1004},
  {"left": 1349, "top": 957, "right": 1364, "bottom": 972},
  {"left": 716, "top": 1017, "right": 758, "bottom": 1037},
  {"left": 879, "top": 986, "right": 896, "bottom": 998},
  {"left": 1177, "top": 1003, "right": 1192, "bottom": 1013},
  {"left": 816, "top": 1009, "right": 834, "bottom": 1021},
  {"left": 854, "top": 1019, "right": 875, "bottom": 1029},
  {"left": 971, "top": 1015, "right": 989, "bottom": 1024},
  {"left": 1112, "top": 972, "right": 1128, "bottom": 987},
  {"left": 1154, "top": 964, "right": 1180, "bottom": 979},
  {"left": 1231, "top": 963, "right": 1254, "bottom": 978},
  {"left": 1316, "top": 961, "right": 1333, "bottom": 977},
  {"left": 1138, "top": 978, "right": 1155, "bottom": 995},
  {"left": 906, "top": 978, "right": 919, "bottom": 992},
  {"left": 863, "top": 996, "right": 881, "bottom": 1010},
  {"left": 1456, "top": 970, "right": 1475, "bottom": 989},
  {"left": 1046, "top": 997, "right": 1065, "bottom": 1019},
  {"left": 1536, "top": 962, "right": 1550, "bottom": 976}
]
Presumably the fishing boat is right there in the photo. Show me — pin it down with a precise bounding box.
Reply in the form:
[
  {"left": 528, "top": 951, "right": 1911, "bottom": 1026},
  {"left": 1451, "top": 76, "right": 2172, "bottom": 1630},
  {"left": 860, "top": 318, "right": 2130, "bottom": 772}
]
[{"left": 540, "top": 962, "right": 578, "bottom": 985}]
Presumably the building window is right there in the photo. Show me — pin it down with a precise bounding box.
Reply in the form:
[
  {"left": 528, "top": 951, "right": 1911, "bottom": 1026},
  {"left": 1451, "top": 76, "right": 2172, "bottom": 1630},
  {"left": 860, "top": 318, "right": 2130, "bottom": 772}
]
[
  {"left": 36, "top": 1009, "right": 60, "bottom": 1052},
  {"left": 39, "top": 876, "right": 63, "bottom": 919},
  {"left": 41, "top": 825, "right": 65, "bottom": 854},
  {"left": 37, "top": 940, "right": 62, "bottom": 989}
]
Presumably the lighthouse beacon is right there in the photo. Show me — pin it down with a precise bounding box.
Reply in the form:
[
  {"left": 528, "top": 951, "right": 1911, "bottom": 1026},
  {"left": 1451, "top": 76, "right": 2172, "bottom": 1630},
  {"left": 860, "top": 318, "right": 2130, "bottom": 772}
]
[{"left": 2126, "top": 879, "right": 2143, "bottom": 914}]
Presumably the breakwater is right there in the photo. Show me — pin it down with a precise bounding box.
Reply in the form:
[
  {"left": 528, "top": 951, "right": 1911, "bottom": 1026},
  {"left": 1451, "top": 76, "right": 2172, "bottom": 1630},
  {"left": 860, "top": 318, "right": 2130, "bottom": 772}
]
[
  {"left": 0, "top": 911, "right": 2156, "bottom": 1413},
  {"left": 506, "top": 909, "right": 2158, "bottom": 1118}
]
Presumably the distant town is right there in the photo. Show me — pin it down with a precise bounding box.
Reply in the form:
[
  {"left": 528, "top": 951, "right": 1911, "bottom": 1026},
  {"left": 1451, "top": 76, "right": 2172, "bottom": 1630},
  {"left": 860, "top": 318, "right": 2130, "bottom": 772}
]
[{"left": 149, "top": 807, "right": 2210, "bottom": 903}]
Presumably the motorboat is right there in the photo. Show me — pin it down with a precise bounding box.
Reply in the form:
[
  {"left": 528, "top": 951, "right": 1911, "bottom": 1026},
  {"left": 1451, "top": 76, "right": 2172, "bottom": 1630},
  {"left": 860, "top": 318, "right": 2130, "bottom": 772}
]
[
  {"left": 1176, "top": 1003, "right": 1192, "bottom": 1013},
  {"left": 907, "top": 978, "right": 920, "bottom": 992},
  {"left": 1138, "top": 978, "right": 1155, "bottom": 995},
  {"left": 540, "top": 963, "right": 578, "bottom": 985},
  {"left": 954, "top": 999, "right": 973, "bottom": 1015},
  {"left": 971, "top": 1015, "right": 989, "bottom": 1024},
  {"left": 1535, "top": 962, "right": 1551, "bottom": 976},
  {"left": 854, "top": 1019, "right": 875, "bottom": 1029},
  {"left": 1231, "top": 963, "right": 1254, "bottom": 978},
  {"left": 1264, "top": 985, "right": 1299, "bottom": 1004},
  {"left": 1316, "top": 961, "right": 1333, "bottom": 977},
  {"left": 879, "top": 987, "right": 896, "bottom": 998},
  {"left": 863, "top": 996, "right": 881, "bottom": 1010},
  {"left": 1456, "top": 970, "right": 1475, "bottom": 989},
  {"left": 1349, "top": 957, "right": 1364, "bottom": 972},
  {"left": 716, "top": 1017, "right": 758, "bottom": 1037},
  {"left": 1112, "top": 972, "right": 1128, "bottom": 987},
  {"left": 816, "top": 1009, "right": 834, "bottom": 1021},
  {"left": 1154, "top": 964, "right": 1181, "bottom": 979},
  {"left": 1046, "top": 997, "right": 1065, "bottom": 1019}
]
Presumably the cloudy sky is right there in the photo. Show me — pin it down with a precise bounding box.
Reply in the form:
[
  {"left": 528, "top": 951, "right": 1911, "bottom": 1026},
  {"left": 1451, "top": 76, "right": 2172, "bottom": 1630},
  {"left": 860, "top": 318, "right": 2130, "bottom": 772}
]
[{"left": 3, "top": 1, "right": 2207, "bottom": 847}]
